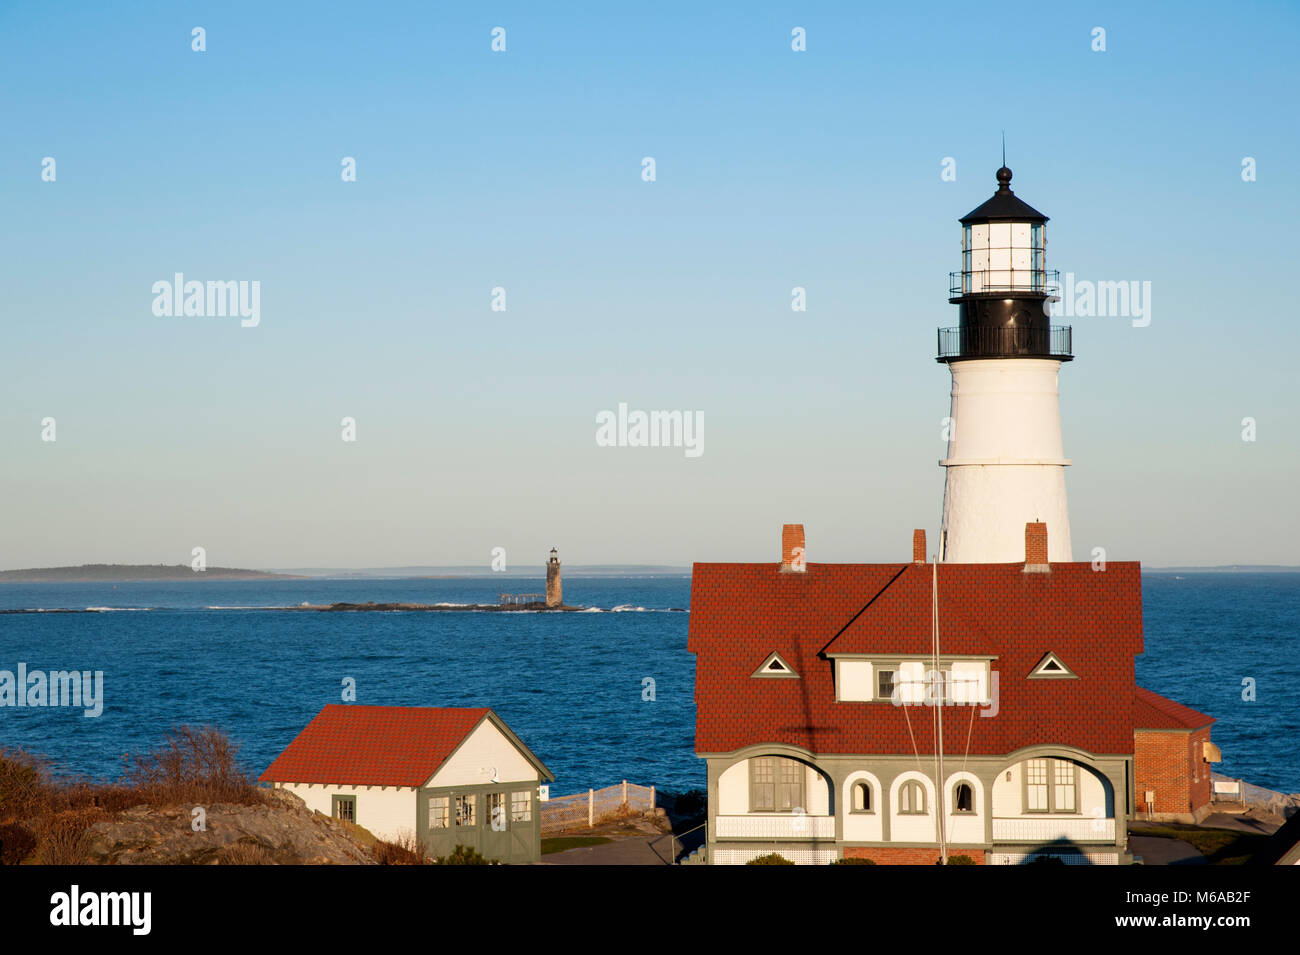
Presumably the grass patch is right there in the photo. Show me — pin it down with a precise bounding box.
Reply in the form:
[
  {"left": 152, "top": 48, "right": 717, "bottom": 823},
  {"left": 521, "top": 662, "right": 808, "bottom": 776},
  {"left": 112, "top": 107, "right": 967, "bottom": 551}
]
[
  {"left": 1135, "top": 825, "right": 1269, "bottom": 865},
  {"left": 541, "top": 836, "right": 614, "bottom": 855}
]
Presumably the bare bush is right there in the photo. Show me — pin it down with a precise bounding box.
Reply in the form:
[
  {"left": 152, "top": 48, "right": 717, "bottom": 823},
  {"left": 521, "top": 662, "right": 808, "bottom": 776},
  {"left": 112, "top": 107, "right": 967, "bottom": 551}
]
[
  {"left": 373, "top": 831, "right": 429, "bottom": 865},
  {"left": 35, "top": 809, "right": 103, "bottom": 865},
  {"left": 122, "top": 726, "right": 264, "bottom": 808}
]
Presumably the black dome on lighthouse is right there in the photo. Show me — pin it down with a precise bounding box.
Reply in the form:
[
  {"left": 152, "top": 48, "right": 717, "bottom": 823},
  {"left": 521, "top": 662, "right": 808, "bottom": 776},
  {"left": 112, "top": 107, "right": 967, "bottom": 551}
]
[{"left": 959, "top": 166, "right": 1048, "bottom": 224}]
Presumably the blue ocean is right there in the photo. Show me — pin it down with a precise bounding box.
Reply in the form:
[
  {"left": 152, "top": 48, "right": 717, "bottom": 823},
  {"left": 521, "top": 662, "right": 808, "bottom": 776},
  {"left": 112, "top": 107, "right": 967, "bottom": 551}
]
[{"left": 0, "top": 574, "right": 1296, "bottom": 796}]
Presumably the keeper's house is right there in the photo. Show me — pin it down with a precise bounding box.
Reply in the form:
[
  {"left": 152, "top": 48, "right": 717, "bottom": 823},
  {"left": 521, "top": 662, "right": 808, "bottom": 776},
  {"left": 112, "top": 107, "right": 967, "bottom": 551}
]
[
  {"left": 259, "top": 704, "right": 554, "bottom": 863},
  {"left": 688, "top": 524, "right": 1220, "bottom": 865}
]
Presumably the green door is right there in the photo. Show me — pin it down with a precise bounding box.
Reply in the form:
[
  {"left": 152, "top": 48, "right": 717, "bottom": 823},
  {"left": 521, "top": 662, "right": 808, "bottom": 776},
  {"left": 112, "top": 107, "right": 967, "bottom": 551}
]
[{"left": 421, "top": 786, "right": 539, "bottom": 863}]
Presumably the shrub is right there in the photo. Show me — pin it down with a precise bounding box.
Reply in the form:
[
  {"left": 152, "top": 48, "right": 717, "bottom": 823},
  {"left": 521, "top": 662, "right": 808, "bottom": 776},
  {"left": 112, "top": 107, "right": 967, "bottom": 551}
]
[
  {"left": 374, "top": 832, "right": 430, "bottom": 865},
  {"left": 832, "top": 855, "right": 877, "bottom": 865},
  {"left": 943, "top": 854, "right": 977, "bottom": 865},
  {"left": 122, "top": 726, "right": 264, "bottom": 808},
  {"left": 434, "top": 844, "right": 494, "bottom": 865},
  {"left": 0, "top": 749, "right": 53, "bottom": 821},
  {"left": 746, "top": 852, "right": 795, "bottom": 865},
  {"left": 35, "top": 809, "right": 103, "bottom": 865},
  {"left": 0, "top": 823, "right": 37, "bottom": 865}
]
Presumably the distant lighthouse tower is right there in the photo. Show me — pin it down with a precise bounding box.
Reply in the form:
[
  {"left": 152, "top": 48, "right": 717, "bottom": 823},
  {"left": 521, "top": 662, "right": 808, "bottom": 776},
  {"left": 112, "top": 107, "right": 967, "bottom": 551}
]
[
  {"left": 545, "top": 548, "right": 562, "bottom": 608},
  {"left": 938, "top": 165, "right": 1073, "bottom": 563}
]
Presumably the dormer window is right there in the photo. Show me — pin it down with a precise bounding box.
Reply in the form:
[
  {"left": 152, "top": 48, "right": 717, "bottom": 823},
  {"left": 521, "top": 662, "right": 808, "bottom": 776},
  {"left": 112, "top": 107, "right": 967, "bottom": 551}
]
[{"left": 832, "top": 656, "right": 994, "bottom": 702}]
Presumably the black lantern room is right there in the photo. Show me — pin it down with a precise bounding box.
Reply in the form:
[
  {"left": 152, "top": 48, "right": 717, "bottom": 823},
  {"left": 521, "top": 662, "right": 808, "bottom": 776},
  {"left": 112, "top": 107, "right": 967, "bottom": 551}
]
[{"left": 937, "top": 166, "right": 1071, "bottom": 363}]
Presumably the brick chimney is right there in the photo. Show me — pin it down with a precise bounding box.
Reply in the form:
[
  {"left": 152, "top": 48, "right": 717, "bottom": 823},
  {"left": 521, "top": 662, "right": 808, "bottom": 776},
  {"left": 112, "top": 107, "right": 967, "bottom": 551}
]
[
  {"left": 912, "top": 529, "right": 926, "bottom": 564},
  {"left": 781, "top": 524, "right": 806, "bottom": 573},
  {"left": 1024, "top": 522, "right": 1049, "bottom": 572}
]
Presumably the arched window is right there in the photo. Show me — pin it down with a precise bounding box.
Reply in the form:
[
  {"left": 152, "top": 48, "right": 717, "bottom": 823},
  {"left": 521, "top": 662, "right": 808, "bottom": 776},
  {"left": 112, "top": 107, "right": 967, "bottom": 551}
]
[
  {"left": 953, "top": 781, "right": 975, "bottom": 814},
  {"left": 851, "top": 781, "right": 873, "bottom": 813},
  {"left": 899, "top": 780, "right": 927, "bottom": 815}
]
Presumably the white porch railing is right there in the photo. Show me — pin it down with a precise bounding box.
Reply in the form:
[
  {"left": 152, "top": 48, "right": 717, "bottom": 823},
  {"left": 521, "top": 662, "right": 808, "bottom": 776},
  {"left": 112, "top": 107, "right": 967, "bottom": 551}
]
[
  {"left": 714, "top": 814, "right": 836, "bottom": 839},
  {"left": 992, "top": 817, "right": 1115, "bottom": 842}
]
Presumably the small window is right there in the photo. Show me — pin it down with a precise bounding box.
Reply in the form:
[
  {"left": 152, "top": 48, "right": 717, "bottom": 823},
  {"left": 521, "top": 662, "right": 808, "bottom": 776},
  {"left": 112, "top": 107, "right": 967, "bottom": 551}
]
[
  {"left": 877, "top": 669, "right": 897, "bottom": 701},
  {"left": 851, "top": 781, "right": 873, "bottom": 813},
  {"left": 953, "top": 782, "right": 974, "bottom": 813},
  {"left": 428, "top": 795, "right": 450, "bottom": 829},
  {"left": 332, "top": 795, "right": 356, "bottom": 823},
  {"left": 455, "top": 793, "right": 477, "bottom": 827},
  {"left": 511, "top": 790, "right": 532, "bottom": 823},
  {"left": 899, "top": 780, "right": 927, "bottom": 815}
]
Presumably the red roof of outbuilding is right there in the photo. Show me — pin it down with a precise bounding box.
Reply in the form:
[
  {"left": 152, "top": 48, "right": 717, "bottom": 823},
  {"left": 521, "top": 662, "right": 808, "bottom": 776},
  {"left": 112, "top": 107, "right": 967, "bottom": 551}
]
[
  {"left": 1134, "top": 686, "right": 1215, "bottom": 731},
  {"left": 258, "top": 705, "right": 547, "bottom": 787},
  {"left": 689, "top": 560, "right": 1145, "bottom": 758}
]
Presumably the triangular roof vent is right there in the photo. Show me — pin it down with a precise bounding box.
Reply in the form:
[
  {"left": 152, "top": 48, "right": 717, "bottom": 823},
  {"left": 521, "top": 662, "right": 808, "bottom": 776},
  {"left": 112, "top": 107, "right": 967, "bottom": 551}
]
[
  {"left": 752, "top": 651, "right": 800, "bottom": 679},
  {"left": 1029, "top": 651, "right": 1076, "bottom": 679}
]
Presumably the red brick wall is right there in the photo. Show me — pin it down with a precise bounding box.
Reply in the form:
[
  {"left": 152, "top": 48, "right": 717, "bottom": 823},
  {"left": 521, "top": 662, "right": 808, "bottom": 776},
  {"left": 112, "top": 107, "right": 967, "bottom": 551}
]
[
  {"left": 1188, "top": 726, "right": 1212, "bottom": 813},
  {"left": 843, "top": 846, "right": 986, "bottom": 865},
  {"left": 1135, "top": 728, "right": 1211, "bottom": 815}
]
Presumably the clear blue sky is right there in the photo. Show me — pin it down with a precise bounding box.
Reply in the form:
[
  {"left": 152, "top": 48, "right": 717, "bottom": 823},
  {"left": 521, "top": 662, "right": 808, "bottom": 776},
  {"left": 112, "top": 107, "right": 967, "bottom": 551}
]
[{"left": 2, "top": 1, "right": 1297, "bottom": 569}]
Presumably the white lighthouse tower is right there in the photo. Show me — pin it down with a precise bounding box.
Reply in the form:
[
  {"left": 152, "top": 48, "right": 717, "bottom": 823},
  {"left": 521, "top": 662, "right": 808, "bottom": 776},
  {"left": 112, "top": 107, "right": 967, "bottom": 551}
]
[{"left": 938, "top": 165, "right": 1073, "bottom": 563}]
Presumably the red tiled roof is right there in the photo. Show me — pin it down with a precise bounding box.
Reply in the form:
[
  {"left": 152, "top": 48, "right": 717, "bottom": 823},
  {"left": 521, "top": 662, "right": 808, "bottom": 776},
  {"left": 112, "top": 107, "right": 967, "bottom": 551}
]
[
  {"left": 1134, "top": 686, "right": 1215, "bottom": 731},
  {"left": 689, "top": 560, "right": 1145, "bottom": 757},
  {"left": 259, "top": 704, "right": 493, "bottom": 786}
]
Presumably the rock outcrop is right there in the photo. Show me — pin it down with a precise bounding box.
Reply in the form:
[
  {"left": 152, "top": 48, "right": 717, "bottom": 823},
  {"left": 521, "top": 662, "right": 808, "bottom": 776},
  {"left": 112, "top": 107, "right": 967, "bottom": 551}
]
[{"left": 83, "top": 788, "right": 375, "bottom": 865}]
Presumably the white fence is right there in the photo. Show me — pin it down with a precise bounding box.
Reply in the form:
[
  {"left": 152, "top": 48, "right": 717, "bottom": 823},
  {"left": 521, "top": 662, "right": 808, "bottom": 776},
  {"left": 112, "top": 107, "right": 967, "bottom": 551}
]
[{"left": 540, "top": 780, "right": 655, "bottom": 834}]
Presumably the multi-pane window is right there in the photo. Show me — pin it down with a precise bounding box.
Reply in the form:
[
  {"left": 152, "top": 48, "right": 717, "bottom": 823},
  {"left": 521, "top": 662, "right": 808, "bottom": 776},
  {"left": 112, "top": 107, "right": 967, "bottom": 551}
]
[
  {"left": 899, "top": 780, "right": 927, "bottom": 815},
  {"left": 486, "top": 792, "right": 506, "bottom": 830},
  {"left": 1026, "top": 758, "right": 1077, "bottom": 813},
  {"left": 852, "top": 782, "right": 872, "bottom": 813},
  {"left": 333, "top": 796, "right": 356, "bottom": 823},
  {"left": 1053, "top": 761, "right": 1077, "bottom": 812},
  {"left": 877, "top": 670, "right": 897, "bottom": 701},
  {"left": 1026, "top": 759, "right": 1049, "bottom": 811},
  {"left": 750, "top": 756, "right": 805, "bottom": 812},
  {"left": 455, "top": 793, "right": 477, "bottom": 827},
  {"left": 511, "top": 790, "right": 532, "bottom": 823},
  {"left": 428, "top": 795, "right": 450, "bottom": 829}
]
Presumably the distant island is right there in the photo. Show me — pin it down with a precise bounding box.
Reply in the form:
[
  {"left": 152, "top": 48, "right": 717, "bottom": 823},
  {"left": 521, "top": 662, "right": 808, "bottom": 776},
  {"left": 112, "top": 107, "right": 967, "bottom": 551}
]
[
  {"left": 0, "top": 564, "right": 304, "bottom": 582},
  {"left": 1147, "top": 565, "right": 1300, "bottom": 573}
]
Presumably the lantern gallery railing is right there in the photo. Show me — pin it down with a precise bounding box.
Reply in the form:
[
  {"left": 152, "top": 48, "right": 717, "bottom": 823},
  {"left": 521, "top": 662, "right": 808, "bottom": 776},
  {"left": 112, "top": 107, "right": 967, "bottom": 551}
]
[
  {"left": 949, "top": 268, "right": 1060, "bottom": 298},
  {"left": 937, "top": 325, "right": 1073, "bottom": 360}
]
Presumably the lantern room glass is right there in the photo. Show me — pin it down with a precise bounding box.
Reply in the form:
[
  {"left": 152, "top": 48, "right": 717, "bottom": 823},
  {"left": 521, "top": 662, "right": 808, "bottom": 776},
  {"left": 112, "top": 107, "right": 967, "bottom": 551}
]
[{"left": 960, "top": 222, "right": 1046, "bottom": 294}]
